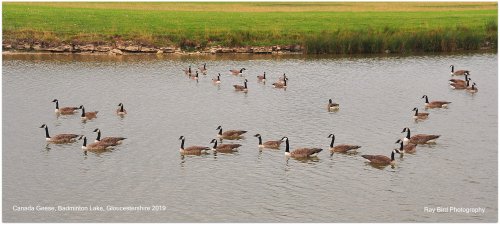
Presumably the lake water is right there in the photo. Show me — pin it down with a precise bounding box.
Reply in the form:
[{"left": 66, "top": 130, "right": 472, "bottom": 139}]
[{"left": 2, "top": 52, "right": 497, "bottom": 222}]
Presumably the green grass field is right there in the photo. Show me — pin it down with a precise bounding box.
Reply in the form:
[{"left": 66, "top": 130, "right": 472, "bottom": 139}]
[{"left": 2, "top": 2, "right": 498, "bottom": 53}]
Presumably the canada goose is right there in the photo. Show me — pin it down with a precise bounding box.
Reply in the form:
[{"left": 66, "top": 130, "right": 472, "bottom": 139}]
[
  {"left": 328, "top": 134, "right": 361, "bottom": 153},
  {"left": 79, "top": 105, "right": 98, "bottom": 120},
  {"left": 281, "top": 137, "right": 323, "bottom": 158},
  {"left": 79, "top": 135, "right": 116, "bottom": 151},
  {"left": 278, "top": 73, "right": 287, "bottom": 83},
  {"left": 257, "top": 72, "right": 266, "bottom": 82},
  {"left": 93, "top": 128, "right": 126, "bottom": 145},
  {"left": 233, "top": 79, "right": 248, "bottom": 92},
  {"left": 450, "top": 65, "right": 470, "bottom": 76},
  {"left": 450, "top": 78, "right": 471, "bottom": 89},
  {"left": 216, "top": 126, "right": 247, "bottom": 139},
  {"left": 210, "top": 139, "right": 241, "bottom": 153},
  {"left": 198, "top": 63, "right": 207, "bottom": 74},
  {"left": 254, "top": 134, "right": 282, "bottom": 149},
  {"left": 212, "top": 73, "right": 221, "bottom": 84},
  {"left": 272, "top": 77, "right": 287, "bottom": 88},
  {"left": 412, "top": 107, "right": 429, "bottom": 120},
  {"left": 52, "top": 99, "right": 79, "bottom": 115},
  {"left": 116, "top": 103, "right": 127, "bottom": 115},
  {"left": 230, "top": 68, "right": 246, "bottom": 76},
  {"left": 190, "top": 71, "right": 199, "bottom": 80},
  {"left": 449, "top": 74, "right": 470, "bottom": 85},
  {"left": 327, "top": 99, "right": 340, "bottom": 111},
  {"left": 39, "top": 124, "right": 79, "bottom": 143},
  {"left": 422, "top": 95, "right": 451, "bottom": 108},
  {"left": 467, "top": 82, "right": 478, "bottom": 93},
  {"left": 401, "top": 127, "right": 440, "bottom": 145},
  {"left": 395, "top": 139, "right": 416, "bottom": 155},
  {"left": 362, "top": 150, "right": 399, "bottom": 166},
  {"left": 182, "top": 66, "right": 192, "bottom": 75},
  {"left": 179, "top": 136, "right": 210, "bottom": 155}
]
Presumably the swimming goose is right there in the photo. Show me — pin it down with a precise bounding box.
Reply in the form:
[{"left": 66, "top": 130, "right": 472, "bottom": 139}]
[
  {"left": 212, "top": 73, "right": 221, "bottom": 84},
  {"left": 79, "top": 105, "right": 98, "bottom": 120},
  {"left": 182, "top": 66, "right": 192, "bottom": 75},
  {"left": 281, "top": 137, "right": 323, "bottom": 158},
  {"left": 179, "top": 136, "right": 210, "bottom": 155},
  {"left": 449, "top": 74, "right": 470, "bottom": 85},
  {"left": 198, "top": 63, "right": 207, "bottom": 74},
  {"left": 257, "top": 72, "right": 266, "bottom": 82},
  {"left": 401, "top": 127, "right": 440, "bottom": 145},
  {"left": 450, "top": 65, "right": 470, "bottom": 76},
  {"left": 272, "top": 77, "right": 287, "bottom": 88},
  {"left": 450, "top": 78, "right": 471, "bottom": 89},
  {"left": 328, "top": 134, "right": 361, "bottom": 153},
  {"left": 278, "top": 73, "right": 287, "bottom": 83},
  {"left": 216, "top": 126, "right": 247, "bottom": 139},
  {"left": 395, "top": 139, "right": 416, "bottom": 155},
  {"left": 210, "top": 139, "right": 241, "bottom": 153},
  {"left": 39, "top": 124, "right": 79, "bottom": 143},
  {"left": 233, "top": 79, "right": 248, "bottom": 92},
  {"left": 93, "top": 128, "right": 126, "bottom": 145},
  {"left": 230, "top": 68, "right": 246, "bottom": 76},
  {"left": 80, "top": 135, "right": 116, "bottom": 151},
  {"left": 362, "top": 150, "right": 399, "bottom": 166},
  {"left": 190, "top": 71, "right": 199, "bottom": 80},
  {"left": 422, "top": 95, "right": 451, "bottom": 108},
  {"left": 254, "top": 134, "right": 282, "bottom": 149},
  {"left": 327, "top": 99, "right": 340, "bottom": 111},
  {"left": 52, "top": 99, "right": 79, "bottom": 115},
  {"left": 412, "top": 107, "right": 429, "bottom": 120},
  {"left": 116, "top": 103, "right": 127, "bottom": 115},
  {"left": 467, "top": 83, "right": 478, "bottom": 93}
]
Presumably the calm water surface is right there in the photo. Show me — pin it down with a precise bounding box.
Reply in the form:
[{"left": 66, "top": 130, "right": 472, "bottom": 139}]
[{"left": 3, "top": 53, "right": 498, "bottom": 222}]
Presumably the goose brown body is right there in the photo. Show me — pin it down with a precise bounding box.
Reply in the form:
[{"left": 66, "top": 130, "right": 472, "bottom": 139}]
[
  {"left": 450, "top": 78, "right": 470, "bottom": 89},
  {"left": 257, "top": 72, "right": 266, "bottom": 82},
  {"left": 210, "top": 139, "right": 241, "bottom": 153},
  {"left": 396, "top": 139, "right": 416, "bottom": 154},
  {"left": 40, "top": 124, "right": 79, "bottom": 143},
  {"left": 422, "top": 95, "right": 451, "bottom": 108},
  {"left": 450, "top": 65, "right": 470, "bottom": 76},
  {"left": 179, "top": 136, "right": 210, "bottom": 155},
  {"left": 254, "top": 134, "right": 282, "bottom": 149},
  {"left": 328, "top": 134, "right": 360, "bottom": 153},
  {"left": 402, "top": 127, "right": 440, "bottom": 145},
  {"left": 449, "top": 74, "right": 469, "bottom": 85},
  {"left": 282, "top": 137, "right": 322, "bottom": 158},
  {"left": 467, "top": 83, "right": 478, "bottom": 93},
  {"left": 272, "top": 77, "right": 287, "bottom": 88},
  {"left": 412, "top": 107, "right": 429, "bottom": 120},
  {"left": 327, "top": 99, "right": 339, "bottom": 111},
  {"left": 233, "top": 79, "right": 248, "bottom": 92},
  {"left": 212, "top": 74, "right": 221, "bottom": 84},
  {"left": 362, "top": 150, "right": 397, "bottom": 165},
  {"left": 79, "top": 105, "right": 98, "bottom": 120},
  {"left": 93, "top": 128, "right": 126, "bottom": 145},
  {"left": 80, "top": 135, "right": 117, "bottom": 151},
  {"left": 216, "top": 126, "right": 247, "bottom": 139},
  {"left": 230, "top": 68, "right": 246, "bottom": 75},
  {"left": 52, "top": 99, "right": 79, "bottom": 115},
  {"left": 116, "top": 103, "right": 127, "bottom": 115}
]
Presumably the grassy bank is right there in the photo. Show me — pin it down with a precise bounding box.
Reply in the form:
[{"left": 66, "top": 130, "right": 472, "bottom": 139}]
[{"left": 2, "top": 2, "right": 497, "bottom": 54}]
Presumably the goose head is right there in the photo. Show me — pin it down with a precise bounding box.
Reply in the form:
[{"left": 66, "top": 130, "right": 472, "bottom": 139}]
[
  {"left": 328, "top": 133, "right": 334, "bottom": 138},
  {"left": 253, "top": 134, "right": 262, "bottom": 138},
  {"left": 216, "top": 126, "right": 222, "bottom": 130},
  {"left": 52, "top": 99, "right": 59, "bottom": 103},
  {"left": 179, "top": 136, "right": 185, "bottom": 140},
  {"left": 93, "top": 128, "right": 100, "bottom": 133},
  {"left": 39, "top": 124, "right": 47, "bottom": 128}
]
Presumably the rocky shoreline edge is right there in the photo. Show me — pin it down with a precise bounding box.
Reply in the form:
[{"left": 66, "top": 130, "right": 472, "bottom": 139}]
[{"left": 2, "top": 42, "right": 304, "bottom": 55}]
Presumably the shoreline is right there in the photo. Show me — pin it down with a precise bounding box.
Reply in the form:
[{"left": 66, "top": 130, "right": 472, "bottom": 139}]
[{"left": 2, "top": 42, "right": 495, "bottom": 56}]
